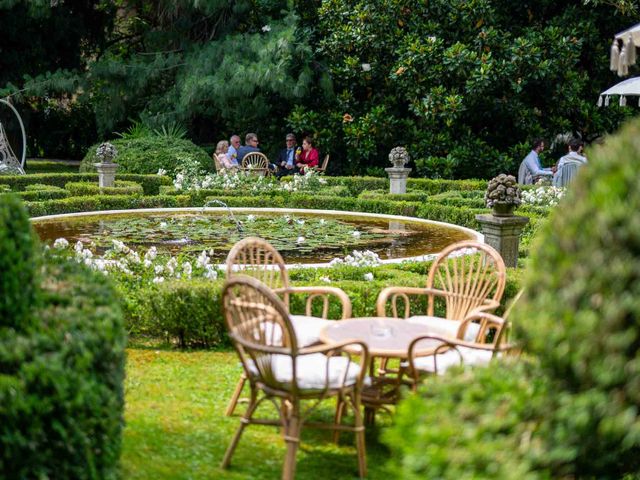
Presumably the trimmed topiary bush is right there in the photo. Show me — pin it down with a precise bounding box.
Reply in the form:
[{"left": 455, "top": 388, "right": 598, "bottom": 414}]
[
  {"left": 513, "top": 118, "right": 640, "bottom": 476},
  {"left": 0, "top": 194, "right": 40, "bottom": 330},
  {"left": 386, "top": 118, "right": 640, "bottom": 479},
  {"left": 0, "top": 254, "right": 126, "bottom": 479},
  {"left": 79, "top": 136, "right": 211, "bottom": 175}
]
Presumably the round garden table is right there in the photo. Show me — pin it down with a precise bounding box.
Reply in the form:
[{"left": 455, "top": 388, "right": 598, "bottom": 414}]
[{"left": 320, "top": 317, "right": 442, "bottom": 424}]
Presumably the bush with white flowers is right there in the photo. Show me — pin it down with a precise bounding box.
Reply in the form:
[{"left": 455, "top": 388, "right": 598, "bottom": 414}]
[
  {"left": 329, "top": 250, "right": 381, "bottom": 268},
  {"left": 521, "top": 186, "right": 565, "bottom": 207}
]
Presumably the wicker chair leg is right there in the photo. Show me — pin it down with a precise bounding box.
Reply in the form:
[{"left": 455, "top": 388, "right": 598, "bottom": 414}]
[
  {"left": 333, "top": 397, "right": 347, "bottom": 444},
  {"left": 352, "top": 394, "right": 367, "bottom": 479},
  {"left": 282, "top": 414, "right": 301, "bottom": 480},
  {"left": 225, "top": 373, "right": 247, "bottom": 416},
  {"left": 221, "top": 391, "right": 257, "bottom": 469}
]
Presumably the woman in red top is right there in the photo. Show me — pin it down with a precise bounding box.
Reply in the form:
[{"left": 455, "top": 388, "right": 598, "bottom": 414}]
[{"left": 295, "top": 136, "right": 319, "bottom": 173}]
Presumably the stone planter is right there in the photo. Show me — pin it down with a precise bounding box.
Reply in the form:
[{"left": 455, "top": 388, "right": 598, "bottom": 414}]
[{"left": 491, "top": 203, "right": 516, "bottom": 217}]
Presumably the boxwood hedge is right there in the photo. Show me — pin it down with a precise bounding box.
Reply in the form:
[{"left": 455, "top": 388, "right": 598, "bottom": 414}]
[
  {"left": 0, "top": 196, "right": 126, "bottom": 479},
  {"left": 65, "top": 180, "right": 144, "bottom": 197},
  {"left": 0, "top": 173, "right": 171, "bottom": 195}
]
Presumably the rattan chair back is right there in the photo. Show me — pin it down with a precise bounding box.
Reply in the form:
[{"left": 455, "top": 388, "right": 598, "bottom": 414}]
[
  {"left": 226, "top": 237, "right": 290, "bottom": 307},
  {"left": 426, "top": 240, "right": 506, "bottom": 319},
  {"left": 241, "top": 152, "right": 269, "bottom": 174},
  {"left": 223, "top": 276, "right": 298, "bottom": 390},
  {"left": 316, "top": 154, "right": 329, "bottom": 173}
]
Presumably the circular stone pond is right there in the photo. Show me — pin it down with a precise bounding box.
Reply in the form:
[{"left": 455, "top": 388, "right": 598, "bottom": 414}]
[{"left": 32, "top": 208, "right": 481, "bottom": 266}]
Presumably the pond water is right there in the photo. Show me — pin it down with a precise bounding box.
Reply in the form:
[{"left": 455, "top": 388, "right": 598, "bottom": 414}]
[{"left": 32, "top": 208, "right": 476, "bottom": 264}]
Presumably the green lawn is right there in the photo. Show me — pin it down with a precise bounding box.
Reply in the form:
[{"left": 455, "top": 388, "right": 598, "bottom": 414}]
[{"left": 122, "top": 349, "right": 393, "bottom": 479}]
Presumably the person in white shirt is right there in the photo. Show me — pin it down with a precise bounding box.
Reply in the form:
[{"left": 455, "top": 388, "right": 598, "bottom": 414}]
[{"left": 553, "top": 139, "right": 587, "bottom": 187}]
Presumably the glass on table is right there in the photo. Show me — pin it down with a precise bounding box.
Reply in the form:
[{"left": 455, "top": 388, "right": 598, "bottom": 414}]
[{"left": 370, "top": 319, "right": 393, "bottom": 338}]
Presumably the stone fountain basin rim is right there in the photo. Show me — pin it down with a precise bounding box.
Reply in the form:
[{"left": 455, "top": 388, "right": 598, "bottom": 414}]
[{"left": 31, "top": 207, "right": 483, "bottom": 268}]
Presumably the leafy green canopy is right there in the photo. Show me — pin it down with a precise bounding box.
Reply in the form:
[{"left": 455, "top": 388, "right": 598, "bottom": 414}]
[
  {"left": 386, "top": 117, "right": 640, "bottom": 478},
  {"left": 294, "top": 0, "right": 631, "bottom": 177}
]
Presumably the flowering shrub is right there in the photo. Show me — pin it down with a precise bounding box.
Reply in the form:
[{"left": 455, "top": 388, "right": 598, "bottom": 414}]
[
  {"left": 521, "top": 186, "right": 565, "bottom": 207},
  {"left": 49, "top": 238, "right": 221, "bottom": 286},
  {"left": 172, "top": 160, "right": 326, "bottom": 193},
  {"left": 329, "top": 250, "right": 381, "bottom": 267}
]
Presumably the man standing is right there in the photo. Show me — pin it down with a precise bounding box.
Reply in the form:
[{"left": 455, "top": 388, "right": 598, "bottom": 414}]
[
  {"left": 237, "top": 133, "right": 260, "bottom": 163},
  {"left": 518, "top": 138, "right": 553, "bottom": 185},
  {"left": 553, "top": 139, "right": 587, "bottom": 187},
  {"left": 227, "top": 134, "right": 241, "bottom": 167},
  {"left": 276, "top": 133, "right": 298, "bottom": 177}
]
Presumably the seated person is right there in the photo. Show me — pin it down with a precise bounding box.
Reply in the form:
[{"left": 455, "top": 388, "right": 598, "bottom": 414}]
[
  {"left": 227, "top": 134, "right": 241, "bottom": 167},
  {"left": 276, "top": 133, "right": 300, "bottom": 177},
  {"left": 237, "top": 133, "right": 261, "bottom": 163},
  {"left": 214, "top": 140, "right": 238, "bottom": 171},
  {"left": 553, "top": 139, "right": 587, "bottom": 187},
  {"left": 295, "top": 136, "right": 319, "bottom": 173},
  {"left": 518, "top": 138, "right": 553, "bottom": 185}
]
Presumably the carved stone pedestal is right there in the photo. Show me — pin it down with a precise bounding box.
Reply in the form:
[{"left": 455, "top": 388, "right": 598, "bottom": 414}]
[
  {"left": 94, "top": 162, "right": 119, "bottom": 188},
  {"left": 385, "top": 167, "right": 411, "bottom": 194},
  {"left": 475, "top": 213, "right": 529, "bottom": 268}
]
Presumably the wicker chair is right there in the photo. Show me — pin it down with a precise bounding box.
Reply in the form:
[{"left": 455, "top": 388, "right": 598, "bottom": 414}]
[
  {"left": 241, "top": 152, "right": 270, "bottom": 176},
  {"left": 316, "top": 154, "right": 330, "bottom": 173},
  {"left": 221, "top": 276, "right": 369, "bottom": 480},
  {"left": 213, "top": 154, "right": 224, "bottom": 173},
  {"left": 225, "top": 237, "right": 353, "bottom": 416},
  {"left": 376, "top": 240, "right": 506, "bottom": 340},
  {"left": 405, "top": 312, "right": 514, "bottom": 388}
]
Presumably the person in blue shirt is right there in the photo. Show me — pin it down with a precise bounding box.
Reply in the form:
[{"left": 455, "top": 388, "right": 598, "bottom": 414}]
[
  {"left": 227, "top": 134, "right": 241, "bottom": 167},
  {"left": 518, "top": 138, "right": 553, "bottom": 185},
  {"left": 276, "top": 133, "right": 299, "bottom": 177},
  {"left": 237, "top": 133, "right": 261, "bottom": 163}
]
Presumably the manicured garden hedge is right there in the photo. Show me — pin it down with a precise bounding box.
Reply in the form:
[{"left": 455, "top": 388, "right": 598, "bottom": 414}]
[
  {"left": 25, "top": 194, "right": 190, "bottom": 217},
  {"left": 0, "top": 173, "right": 172, "bottom": 195},
  {"left": 118, "top": 263, "right": 523, "bottom": 348},
  {"left": 65, "top": 180, "right": 144, "bottom": 197},
  {"left": 0, "top": 196, "right": 126, "bottom": 479}
]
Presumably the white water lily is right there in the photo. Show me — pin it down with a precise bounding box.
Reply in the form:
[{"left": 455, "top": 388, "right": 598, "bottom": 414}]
[
  {"left": 246, "top": 215, "right": 256, "bottom": 222},
  {"left": 352, "top": 230, "right": 361, "bottom": 238},
  {"left": 196, "top": 250, "right": 210, "bottom": 269},
  {"left": 53, "top": 238, "right": 69, "bottom": 249},
  {"left": 204, "top": 265, "right": 218, "bottom": 280},
  {"left": 296, "top": 219, "right": 305, "bottom": 226},
  {"left": 159, "top": 222, "right": 168, "bottom": 229},
  {"left": 296, "top": 236, "right": 305, "bottom": 244}
]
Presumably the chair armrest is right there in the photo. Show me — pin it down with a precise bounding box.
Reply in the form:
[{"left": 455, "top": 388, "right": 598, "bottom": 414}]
[{"left": 280, "top": 285, "right": 353, "bottom": 319}]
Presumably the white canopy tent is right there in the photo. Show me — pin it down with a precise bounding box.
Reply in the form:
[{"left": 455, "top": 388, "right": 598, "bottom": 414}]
[
  {"left": 610, "top": 23, "right": 640, "bottom": 76},
  {"left": 598, "top": 76, "right": 640, "bottom": 106}
]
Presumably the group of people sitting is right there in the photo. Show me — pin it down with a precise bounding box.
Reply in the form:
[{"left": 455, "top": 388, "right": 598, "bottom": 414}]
[
  {"left": 214, "top": 132, "right": 320, "bottom": 176},
  {"left": 518, "top": 137, "right": 588, "bottom": 187}
]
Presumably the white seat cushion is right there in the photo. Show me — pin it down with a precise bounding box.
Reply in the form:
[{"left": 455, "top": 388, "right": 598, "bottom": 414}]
[
  {"left": 290, "top": 315, "right": 332, "bottom": 347},
  {"left": 413, "top": 347, "right": 494, "bottom": 375},
  {"left": 407, "top": 315, "right": 480, "bottom": 341},
  {"left": 248, "top": 353, "right": 361, "bottom": 390},
  {"left": 258, "top": 315, "right": 331, "bottom": 347}
]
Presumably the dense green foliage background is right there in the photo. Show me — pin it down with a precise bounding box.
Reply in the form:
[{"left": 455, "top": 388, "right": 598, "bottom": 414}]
[{"left": 0, "top": 0, "right": 637, "bottom": 172}]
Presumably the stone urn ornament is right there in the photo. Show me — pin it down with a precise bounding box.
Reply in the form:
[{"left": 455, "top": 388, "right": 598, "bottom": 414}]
[
  {"left": 386, "top": 146, "right": 411, "bottom": 194},
  {"left": 388, "top": 146, "right": 410, "bottom": 168},
  {"left": 485, "top": 174, "right": 521, "bottom": 217},
  {"left": 94, "top": 142, "right": 119, "bottom": 187}
]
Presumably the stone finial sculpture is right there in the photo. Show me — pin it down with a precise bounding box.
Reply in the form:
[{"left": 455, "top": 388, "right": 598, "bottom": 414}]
[
  {"left": 94, "top": 142, "right": 119, "bottom": 187},
  {"left": 388, "top": 146, "right": 410, "bottom": 168},
  {"left": 485, "top": 174, "right": 521, "bottom": 216}
]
